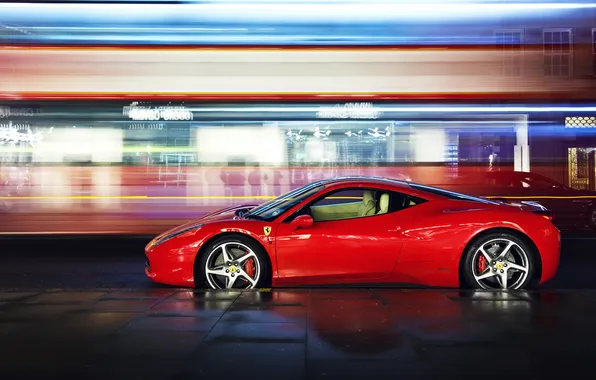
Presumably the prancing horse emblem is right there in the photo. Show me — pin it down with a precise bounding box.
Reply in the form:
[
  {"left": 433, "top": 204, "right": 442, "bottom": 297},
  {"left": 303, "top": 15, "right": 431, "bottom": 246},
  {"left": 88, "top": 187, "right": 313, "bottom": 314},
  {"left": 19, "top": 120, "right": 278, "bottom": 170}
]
[{"left": 264, "top": 226, "right": 272, "bottom": 236}]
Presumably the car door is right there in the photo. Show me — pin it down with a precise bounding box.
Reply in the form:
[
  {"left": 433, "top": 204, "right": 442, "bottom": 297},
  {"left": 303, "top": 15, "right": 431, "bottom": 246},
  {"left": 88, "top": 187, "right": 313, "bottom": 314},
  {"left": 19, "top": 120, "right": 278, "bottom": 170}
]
[{"left": 274, "top": 187, "right": 406, "bottom": 285}]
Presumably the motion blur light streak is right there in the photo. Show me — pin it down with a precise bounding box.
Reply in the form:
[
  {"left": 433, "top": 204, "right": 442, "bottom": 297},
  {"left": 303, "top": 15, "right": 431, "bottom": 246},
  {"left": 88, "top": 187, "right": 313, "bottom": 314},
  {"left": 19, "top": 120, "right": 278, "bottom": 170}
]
[
  {"left": 0, "top": 1, "right": 595, "bottom": 235},
  {"left": 0, "top": 195, "right": 276, "bottom": 200},
  {"left": 184, "top": 106, "right": 596, "bottom": 113},
  {"left": 0, "top": 48, "right": 563, "bottom": 96},
  {"left": 2, "top": 1, "right": 595, "bottom": 16},
  {"left": 1, "top": 1, "right": 595, "bottom": 46}
]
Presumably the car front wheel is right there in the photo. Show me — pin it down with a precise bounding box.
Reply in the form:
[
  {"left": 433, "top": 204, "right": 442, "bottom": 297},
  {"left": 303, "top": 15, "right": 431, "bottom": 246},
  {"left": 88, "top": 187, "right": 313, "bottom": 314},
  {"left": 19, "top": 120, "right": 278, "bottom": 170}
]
[
  {"left": 195, "top": 234, "right": 270, "bottom": 290},
  {"left": 462, "top": 232, "right": 536, "bottom": 290}
]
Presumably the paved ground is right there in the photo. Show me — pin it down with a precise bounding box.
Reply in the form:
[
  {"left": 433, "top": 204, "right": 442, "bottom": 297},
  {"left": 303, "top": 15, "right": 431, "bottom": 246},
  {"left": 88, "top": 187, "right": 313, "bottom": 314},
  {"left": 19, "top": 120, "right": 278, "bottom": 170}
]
[
  {"left": 1, "top": 288, "right": 596, "bottom": 379},
  {"left": 0, "top": 235, "right": 595, "bottom": 379}
]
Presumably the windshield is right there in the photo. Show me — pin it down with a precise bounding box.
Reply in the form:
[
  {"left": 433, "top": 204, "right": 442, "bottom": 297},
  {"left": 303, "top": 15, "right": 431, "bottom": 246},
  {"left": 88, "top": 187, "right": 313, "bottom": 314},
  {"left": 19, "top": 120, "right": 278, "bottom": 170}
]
[
  {"left": 244, "top": 182, "right": 325, "bottom": 221},
  {"left": 409, "top": 183, "right": 500, "bottom": 204}
]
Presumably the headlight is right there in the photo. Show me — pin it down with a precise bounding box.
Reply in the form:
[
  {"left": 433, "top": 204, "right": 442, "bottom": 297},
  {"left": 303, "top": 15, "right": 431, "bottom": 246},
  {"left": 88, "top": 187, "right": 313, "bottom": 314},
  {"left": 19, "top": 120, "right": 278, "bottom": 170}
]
[{"left": 151, "top": 224, "right": 203, "bottom": 247}]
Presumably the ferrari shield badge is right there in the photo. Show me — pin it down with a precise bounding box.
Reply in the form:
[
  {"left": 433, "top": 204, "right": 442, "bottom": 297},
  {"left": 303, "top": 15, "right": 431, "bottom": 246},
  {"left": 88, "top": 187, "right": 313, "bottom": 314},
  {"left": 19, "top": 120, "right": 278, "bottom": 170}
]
[{"left": 263, "top": 226, "right": 272, "bottom": 236}]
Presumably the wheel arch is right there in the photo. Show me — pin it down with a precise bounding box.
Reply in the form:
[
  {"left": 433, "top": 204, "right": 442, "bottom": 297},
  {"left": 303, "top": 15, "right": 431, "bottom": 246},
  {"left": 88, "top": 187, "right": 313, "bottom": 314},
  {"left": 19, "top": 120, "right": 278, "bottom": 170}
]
[
  {"left": 193, "top": 231, "right": 273, "bottom": 287},
  {"left": 457, "top": 227, "right": 542, "bottom": 288}
]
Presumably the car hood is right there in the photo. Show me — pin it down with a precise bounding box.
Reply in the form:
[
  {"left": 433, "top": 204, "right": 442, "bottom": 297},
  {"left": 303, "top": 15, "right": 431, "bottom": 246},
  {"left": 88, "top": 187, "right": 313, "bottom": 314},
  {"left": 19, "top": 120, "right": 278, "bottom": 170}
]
[
  {"left": 201, "top": 203, "right": 260, "bottom": 221},
  {"left": 163, "top": 203, "right": 261, "bottom": 234}
]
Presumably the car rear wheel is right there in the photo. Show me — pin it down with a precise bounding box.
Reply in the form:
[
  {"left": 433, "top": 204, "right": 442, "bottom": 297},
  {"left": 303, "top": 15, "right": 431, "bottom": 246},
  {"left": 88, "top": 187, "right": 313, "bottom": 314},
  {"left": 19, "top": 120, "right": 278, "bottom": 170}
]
[
  {"left": 462, "top": 233, "right": 536, "bottom": 290},
  {"left": 196, "top": 235, "right": 270, "bottom": 290}
]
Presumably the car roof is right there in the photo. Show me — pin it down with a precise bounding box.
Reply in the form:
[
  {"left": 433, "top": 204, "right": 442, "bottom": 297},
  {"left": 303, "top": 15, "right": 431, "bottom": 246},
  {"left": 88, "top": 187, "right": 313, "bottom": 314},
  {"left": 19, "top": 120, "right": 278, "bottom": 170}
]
[
  {"left": 313, "top": 176, "right": 412, "bottom": 189},
  {"left": 316, "top": 175, "right": 500, "bottom": 204}
]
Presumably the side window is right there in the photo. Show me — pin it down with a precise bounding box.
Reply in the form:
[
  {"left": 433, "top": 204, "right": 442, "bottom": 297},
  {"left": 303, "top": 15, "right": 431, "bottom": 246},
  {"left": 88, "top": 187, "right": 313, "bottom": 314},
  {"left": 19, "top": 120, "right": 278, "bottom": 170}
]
[
  {"left": 309, "top": 189, "right": 367, "bottom": 222},
  {"left": 314, "top": 189, "right": 364, "bottom": 207},
  {"left": 307, "top": 188, "right": 424, "bottom": 223}
]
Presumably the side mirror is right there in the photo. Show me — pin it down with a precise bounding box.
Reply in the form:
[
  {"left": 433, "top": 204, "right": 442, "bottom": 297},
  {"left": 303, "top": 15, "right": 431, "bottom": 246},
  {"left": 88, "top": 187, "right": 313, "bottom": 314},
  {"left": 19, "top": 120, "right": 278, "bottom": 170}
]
[{"left": 290, "top": 214, "right": 314, "bottom": 230}]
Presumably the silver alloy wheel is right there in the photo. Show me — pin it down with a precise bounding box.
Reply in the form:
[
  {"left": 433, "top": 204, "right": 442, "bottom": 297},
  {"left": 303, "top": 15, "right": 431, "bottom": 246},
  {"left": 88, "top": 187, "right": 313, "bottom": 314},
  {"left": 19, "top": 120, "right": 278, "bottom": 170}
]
[
  {"left": 471, "top": 238, "right": 530, "bottom": 290},
  {"left": 204, "top": 242, "right": 261, "bottom": 289}
]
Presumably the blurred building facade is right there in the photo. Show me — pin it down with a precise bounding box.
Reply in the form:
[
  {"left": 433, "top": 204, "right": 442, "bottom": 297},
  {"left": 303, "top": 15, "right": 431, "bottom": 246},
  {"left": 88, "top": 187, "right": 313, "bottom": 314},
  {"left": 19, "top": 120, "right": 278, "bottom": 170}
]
[{"left": 0, "top": 0, "right": 596, "bottom": 233}]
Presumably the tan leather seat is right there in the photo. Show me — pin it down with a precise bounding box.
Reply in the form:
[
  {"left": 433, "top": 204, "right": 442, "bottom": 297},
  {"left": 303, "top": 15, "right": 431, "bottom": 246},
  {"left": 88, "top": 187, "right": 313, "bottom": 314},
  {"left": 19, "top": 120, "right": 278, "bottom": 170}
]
[
  {"left": 376, "top": 193, "right": 389, "bottom": 214},
  {"left": 358, "top": 191, "right": 376, "bottom": 216}
]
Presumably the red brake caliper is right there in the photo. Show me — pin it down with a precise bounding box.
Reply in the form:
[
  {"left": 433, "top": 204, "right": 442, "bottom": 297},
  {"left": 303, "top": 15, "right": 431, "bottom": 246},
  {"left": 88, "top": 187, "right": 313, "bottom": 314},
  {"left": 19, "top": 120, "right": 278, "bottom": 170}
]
[
  {"left": 478, "top": 256, "right": 487, "bottom": 273},
  {"left": 243, "top": 250, "right": 256, "bottom": 279}
]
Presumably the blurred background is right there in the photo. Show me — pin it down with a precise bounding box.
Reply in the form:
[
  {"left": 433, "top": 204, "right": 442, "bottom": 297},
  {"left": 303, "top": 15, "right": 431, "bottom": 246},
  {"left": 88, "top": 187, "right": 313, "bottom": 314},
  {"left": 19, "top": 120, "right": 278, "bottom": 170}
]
[{"left": 1, "top": 0, "right": 596, "bottom": 234}]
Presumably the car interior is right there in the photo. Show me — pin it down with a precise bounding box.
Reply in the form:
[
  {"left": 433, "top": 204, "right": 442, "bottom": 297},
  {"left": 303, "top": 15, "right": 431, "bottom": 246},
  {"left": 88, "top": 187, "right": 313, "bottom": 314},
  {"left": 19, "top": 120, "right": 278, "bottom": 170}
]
[{"left": 307, "top": 189, "right": 421, "bottom": 222}]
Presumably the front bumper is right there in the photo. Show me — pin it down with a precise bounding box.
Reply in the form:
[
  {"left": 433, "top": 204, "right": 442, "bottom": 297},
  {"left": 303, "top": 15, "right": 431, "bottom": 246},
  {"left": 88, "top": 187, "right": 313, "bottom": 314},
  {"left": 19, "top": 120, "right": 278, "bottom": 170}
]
[
  {"left": 144, "top": 242, "right": 197, "bottom": 287},
  {"left": 144, "top": 259, "right": 153, "bottom": 277}
]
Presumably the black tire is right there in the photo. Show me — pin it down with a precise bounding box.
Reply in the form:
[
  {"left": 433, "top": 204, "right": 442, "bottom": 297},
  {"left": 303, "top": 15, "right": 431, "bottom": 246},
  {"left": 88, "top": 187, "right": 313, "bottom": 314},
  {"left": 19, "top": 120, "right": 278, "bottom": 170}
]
[
  {"left": 195, "top": 234, "right": 271, "bottom": 289},
  {"left": 461, "top": 232, "right": 537, "bottom": 290}
]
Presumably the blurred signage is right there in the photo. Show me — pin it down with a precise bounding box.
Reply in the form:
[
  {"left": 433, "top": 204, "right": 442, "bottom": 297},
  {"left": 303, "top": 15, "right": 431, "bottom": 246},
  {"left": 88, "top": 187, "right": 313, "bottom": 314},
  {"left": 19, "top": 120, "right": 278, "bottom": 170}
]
[
  {"left": 123, "top": 103, "right": 193, "bottom": 121},
  {"left": 317, "top": 102, "right": 382, "bottom": 119},
  {"left": 565, "top": 116, "right": 596, "bottom": 128},
  {"left": 0, "top": 130, "right": 38, "bottom": 145},
  {"left": 128, "top": 123, "right": 165, "bottom": 130},
  {"left": 0, "top": 106, "right": 39, "bottom": 119},
  {"left": 0, "top": 121, "right": 31, "bottom": 130},
  {"left": 0, "top": 122, "right": 45, "bottom": 145}
]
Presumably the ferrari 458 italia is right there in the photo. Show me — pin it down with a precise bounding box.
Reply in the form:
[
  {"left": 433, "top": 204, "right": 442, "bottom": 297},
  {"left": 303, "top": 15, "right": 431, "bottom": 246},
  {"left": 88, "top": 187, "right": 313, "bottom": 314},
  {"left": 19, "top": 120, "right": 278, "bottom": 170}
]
[{"left": 145, "top": 176, "right": 560, "bottom": 290}]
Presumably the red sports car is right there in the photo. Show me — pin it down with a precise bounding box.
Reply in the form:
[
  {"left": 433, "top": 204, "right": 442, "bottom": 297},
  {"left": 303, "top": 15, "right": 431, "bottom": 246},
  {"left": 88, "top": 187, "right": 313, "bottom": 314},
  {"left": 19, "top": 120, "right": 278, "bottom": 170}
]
[{"left": 145, "top": 176, "right": 560, "bottom": 290}]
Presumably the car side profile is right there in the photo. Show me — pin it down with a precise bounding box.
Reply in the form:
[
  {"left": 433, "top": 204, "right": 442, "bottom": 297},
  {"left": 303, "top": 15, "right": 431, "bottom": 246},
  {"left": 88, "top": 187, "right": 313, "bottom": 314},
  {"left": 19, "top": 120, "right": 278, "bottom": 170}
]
[{"left": 145, "top": 176, "right": 560, "bottom": 290}]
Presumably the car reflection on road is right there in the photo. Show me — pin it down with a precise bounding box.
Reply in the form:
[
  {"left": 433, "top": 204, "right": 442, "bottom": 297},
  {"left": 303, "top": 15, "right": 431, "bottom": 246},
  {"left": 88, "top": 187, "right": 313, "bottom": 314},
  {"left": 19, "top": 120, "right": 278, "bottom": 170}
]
[{"left": 157, "top": 289, "right": 557, "bottom": 359}]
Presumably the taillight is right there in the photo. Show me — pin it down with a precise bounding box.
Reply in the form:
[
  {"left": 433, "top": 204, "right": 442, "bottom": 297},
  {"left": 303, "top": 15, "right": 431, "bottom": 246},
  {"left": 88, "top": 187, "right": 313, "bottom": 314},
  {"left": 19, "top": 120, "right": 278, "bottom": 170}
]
[{"left": 533, "top": 210, "right": 554, "bottom": 222}]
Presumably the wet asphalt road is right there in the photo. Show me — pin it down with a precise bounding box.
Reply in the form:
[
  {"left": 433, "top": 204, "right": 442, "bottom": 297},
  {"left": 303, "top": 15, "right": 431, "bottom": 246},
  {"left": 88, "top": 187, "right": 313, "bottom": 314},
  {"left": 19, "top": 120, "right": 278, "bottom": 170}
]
[
  {"left": 1, "top": 235, "right": 596, "bottom": 379},
  {"left": 0, "top": 234, "right": 593, "bottom": 290}
]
